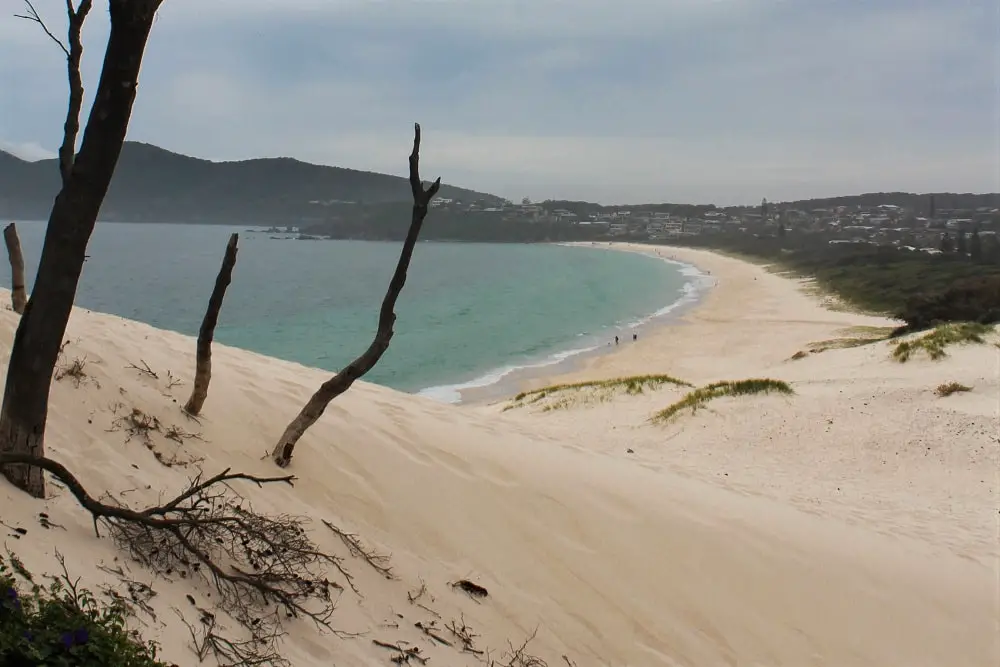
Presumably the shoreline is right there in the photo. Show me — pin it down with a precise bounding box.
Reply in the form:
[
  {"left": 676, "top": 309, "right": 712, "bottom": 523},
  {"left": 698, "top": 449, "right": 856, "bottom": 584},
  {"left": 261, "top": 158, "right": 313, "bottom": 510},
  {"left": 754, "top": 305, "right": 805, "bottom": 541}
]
[
  {"left": 508, "top": 242, "right": 902, "bottom": 395},
  {"left": 2, "top": 245, "right": 997, "bottom": 666},
  {"left": 417, "top": 243, "right": 715, "bottom": 406}
]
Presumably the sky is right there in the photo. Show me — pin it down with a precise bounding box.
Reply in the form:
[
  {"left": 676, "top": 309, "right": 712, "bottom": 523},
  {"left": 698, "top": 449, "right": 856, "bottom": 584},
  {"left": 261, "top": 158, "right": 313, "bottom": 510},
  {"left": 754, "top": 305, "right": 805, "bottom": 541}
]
[{"left": 0, "top": 0, "right": 997, "bottom": 205}]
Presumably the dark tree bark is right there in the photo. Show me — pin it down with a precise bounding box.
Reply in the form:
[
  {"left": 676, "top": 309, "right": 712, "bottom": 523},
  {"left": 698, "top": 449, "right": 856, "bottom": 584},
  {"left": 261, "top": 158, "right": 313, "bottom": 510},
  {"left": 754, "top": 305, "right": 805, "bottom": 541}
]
[
  {"left": 0, "top": 0, "right": 164, "bottom": 498},
  {"left": 3, "top": 223, "right": 28, "bottom": 314},
  {"left": 184, "top": 233, "right": 239, "bottom": 416},
  {"left": 271, "top": 124, "right": 440, "bottom": 468}
]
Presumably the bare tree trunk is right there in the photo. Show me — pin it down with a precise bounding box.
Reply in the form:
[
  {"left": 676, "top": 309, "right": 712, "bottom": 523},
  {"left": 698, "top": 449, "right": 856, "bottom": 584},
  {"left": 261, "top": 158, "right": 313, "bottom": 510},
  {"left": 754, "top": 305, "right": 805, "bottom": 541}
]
[
  {"left": 0, "top": 0, "right": 164, "bottom": 498},
  {"left": 271, "top": 124, "right": 440, "bottom": 468},
  {"left": 3, "top": 223, "right": 27, "bottom": 314},
  {"left": 184, "top": 233, "right": 239, "bottom": 416}
]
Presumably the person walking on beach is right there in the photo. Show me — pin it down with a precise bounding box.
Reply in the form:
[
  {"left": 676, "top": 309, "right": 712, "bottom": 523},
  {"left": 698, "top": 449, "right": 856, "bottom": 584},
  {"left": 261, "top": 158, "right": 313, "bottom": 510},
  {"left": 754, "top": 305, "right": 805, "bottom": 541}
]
[
  {"left": 615, "top": 335, "right": 619, "bottom": 345},
  {"left": 633, "top": 333, "right": 637, "bottom": 341}
]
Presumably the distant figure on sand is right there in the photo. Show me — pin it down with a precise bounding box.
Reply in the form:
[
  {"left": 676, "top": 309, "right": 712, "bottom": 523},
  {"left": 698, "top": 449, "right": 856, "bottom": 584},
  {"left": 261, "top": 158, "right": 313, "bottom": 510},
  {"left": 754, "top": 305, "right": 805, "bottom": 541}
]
[
  {"left": 633, "top": 333, "right": 637, "bottom": 341},
  {"left": 615, "top": 335, "right": 619, "bottom": 345}
]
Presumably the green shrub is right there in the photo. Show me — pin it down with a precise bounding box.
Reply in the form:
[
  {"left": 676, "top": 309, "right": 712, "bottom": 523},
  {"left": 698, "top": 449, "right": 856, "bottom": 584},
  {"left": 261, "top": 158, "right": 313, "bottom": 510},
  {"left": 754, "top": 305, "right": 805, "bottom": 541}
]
[
  {"left": 895, "top": 275, "right": 1000, "bottom": 333},
  {"left": 0, "top": 554, "right": 168, "bottom": 667}
]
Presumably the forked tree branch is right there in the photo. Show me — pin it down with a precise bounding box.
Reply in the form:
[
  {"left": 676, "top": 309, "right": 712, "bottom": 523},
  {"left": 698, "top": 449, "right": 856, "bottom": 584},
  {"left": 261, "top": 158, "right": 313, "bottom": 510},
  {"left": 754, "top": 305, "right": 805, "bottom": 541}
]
[
  {"left": 0, "top": 452, "right": 292, "bottom": 531},
  {"left": 270, "top": 123, "right": 441, "bottom": 467},
  {"left": 15, "top": 0, "right": 93, "bottom": 183}
]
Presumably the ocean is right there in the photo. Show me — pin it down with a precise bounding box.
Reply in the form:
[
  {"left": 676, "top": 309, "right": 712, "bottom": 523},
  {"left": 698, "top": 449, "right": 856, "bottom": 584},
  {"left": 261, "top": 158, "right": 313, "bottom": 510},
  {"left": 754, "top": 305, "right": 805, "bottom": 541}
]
[{"left": 0, "top": 222, "right": 704, "bottom": 401}]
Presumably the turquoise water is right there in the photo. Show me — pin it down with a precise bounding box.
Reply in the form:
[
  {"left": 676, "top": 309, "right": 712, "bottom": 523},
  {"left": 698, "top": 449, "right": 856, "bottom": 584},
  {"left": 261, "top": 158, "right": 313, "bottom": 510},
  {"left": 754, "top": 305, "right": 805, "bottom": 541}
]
[{"left": 1, "top": 223, "right": 696, "bottom": 399}]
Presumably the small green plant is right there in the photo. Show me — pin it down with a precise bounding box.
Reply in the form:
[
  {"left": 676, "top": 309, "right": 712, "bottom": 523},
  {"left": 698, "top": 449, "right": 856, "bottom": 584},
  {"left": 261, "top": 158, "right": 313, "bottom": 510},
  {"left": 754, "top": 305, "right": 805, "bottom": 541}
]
[
  {"left": 651, "top": 378, "right": 794, "bottom": 423},
  {"left": 891, "top": 322, "right": 993, "bottom": 362},
  {"left": 935, "top": 382, "right": 972, "bottom": 397},
  {"left": 505, "top": 374, "right": 691, "bottom": 411},
  {"left": 0, "top": 552, "right": 167, "bottom": 667}
]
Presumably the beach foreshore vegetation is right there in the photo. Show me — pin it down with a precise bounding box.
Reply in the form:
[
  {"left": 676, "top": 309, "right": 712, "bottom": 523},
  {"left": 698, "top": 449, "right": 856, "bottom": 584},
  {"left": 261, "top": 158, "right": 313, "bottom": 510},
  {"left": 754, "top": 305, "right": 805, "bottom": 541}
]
[
  {"left": 650, "top": 379, "right": 794, "bottom": 424},
  {"left": 891, "top": 322, "right": 994, "bottom": 362},
  {"left": 504, "top": 374, "right": 691, "bottom": 411}
]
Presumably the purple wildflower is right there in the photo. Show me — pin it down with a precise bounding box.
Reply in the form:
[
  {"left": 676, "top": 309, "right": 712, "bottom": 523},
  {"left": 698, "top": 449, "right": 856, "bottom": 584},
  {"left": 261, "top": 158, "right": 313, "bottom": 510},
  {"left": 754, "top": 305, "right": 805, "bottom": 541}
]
[{"left": 2, "top": 586, "right": 21, "bottom": 611}]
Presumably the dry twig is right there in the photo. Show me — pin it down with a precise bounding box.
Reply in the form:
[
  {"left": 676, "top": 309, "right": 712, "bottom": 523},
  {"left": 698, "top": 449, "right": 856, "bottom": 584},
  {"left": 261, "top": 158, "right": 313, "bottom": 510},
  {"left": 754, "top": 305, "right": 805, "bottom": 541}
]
[
  {"left": 97, "top": 562, "right": 159, "bottom": 622},
  {"left": 446, "top": 615, "right": 484, "bottom": 656},
  {"left": 498, "top": 629, "right": 547, "bottom": 667},
  {"left": 373, "top": 639, "right": 428, "bottom": 665},
  {"left": 54, "top": 356, "right": 98, "bottom": 388},
  {"left": 323, "top": 518, "right": 395, "bottom": 580},
  {"left": 127, "top": 359, "right": 159, "bottom": 379}
]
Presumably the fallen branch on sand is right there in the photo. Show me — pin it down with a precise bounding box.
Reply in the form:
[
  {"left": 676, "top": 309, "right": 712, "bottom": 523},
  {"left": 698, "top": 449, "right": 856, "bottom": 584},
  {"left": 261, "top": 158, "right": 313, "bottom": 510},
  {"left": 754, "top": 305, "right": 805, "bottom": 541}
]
[{"left": 0, "top": 453, "right": 343, "bottom": 663}]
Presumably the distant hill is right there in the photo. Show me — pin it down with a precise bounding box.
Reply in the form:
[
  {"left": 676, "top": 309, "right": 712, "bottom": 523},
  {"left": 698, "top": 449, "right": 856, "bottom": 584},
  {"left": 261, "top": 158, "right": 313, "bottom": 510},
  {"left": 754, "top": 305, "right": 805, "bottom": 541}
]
[
  {"left": 767, "top": 192, "right": 1000, "bottom": 215},
  {"left": 543, "top": 192, "right": 1000, "bottom": 216},
  {"left": 0, "top": 142, "right": 503, "bottom": 223}
]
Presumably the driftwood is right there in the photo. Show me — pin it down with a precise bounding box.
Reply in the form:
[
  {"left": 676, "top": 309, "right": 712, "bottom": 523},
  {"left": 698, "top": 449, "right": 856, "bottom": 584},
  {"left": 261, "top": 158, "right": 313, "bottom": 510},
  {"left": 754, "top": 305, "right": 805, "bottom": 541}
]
[
  {"left": 270, "top": 123, "right": 440, "bottom": 468},
  {"left": 184, "top": 232, "right": 239, "bottom": 415},
  {"left": 3, "top": 223, "right": 27, "bottom": 314}
]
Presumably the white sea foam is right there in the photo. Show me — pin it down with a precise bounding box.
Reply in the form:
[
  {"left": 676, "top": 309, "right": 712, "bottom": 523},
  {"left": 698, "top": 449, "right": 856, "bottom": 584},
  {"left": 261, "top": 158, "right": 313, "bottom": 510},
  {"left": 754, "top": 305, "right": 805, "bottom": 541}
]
[{"left": 416, "top": 344, "right": 599, "bottom": 404}]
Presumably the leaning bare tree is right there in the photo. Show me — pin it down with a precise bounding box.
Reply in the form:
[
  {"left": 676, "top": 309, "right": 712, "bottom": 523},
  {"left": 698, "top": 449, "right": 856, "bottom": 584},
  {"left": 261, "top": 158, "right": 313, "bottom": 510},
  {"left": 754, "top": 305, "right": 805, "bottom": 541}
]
[
  {"left": 3, "top": 223, "right": 28, "bottom": 314},
  {"left": 184, "top": 233, "right": 239, "bottom": 416},
  {"left": 271, "top": 124, "right": 440, "bottom": 468},
  {"left": 0, "top": 0, "right": 165, "bottom": 498}
]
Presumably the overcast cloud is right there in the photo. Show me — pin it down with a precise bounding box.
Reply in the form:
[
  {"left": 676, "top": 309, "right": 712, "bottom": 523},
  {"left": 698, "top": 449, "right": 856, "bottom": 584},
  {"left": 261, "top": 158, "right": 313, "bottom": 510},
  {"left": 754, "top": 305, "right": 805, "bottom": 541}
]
[{"left": 1, "top": 0, "right": 996, "bottom": 204}]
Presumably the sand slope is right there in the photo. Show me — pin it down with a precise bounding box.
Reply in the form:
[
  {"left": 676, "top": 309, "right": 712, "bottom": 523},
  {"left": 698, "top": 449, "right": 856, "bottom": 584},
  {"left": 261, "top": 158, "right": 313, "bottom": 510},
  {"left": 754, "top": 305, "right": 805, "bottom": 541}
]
[{"left": 1, "top": 246, "right": 998, "bottom": 667}]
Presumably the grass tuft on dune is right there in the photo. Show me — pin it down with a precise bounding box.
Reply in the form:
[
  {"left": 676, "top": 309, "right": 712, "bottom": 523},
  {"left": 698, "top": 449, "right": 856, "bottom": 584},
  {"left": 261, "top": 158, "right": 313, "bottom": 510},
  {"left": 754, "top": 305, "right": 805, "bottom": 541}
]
[
  {"left": 891, "top": 323, "right": 993, "bottom": 363},
  {"left": 651, "top": 379, "right": 794, "bottom": 423},
  {"left": 505, "top": 374, "right": 691, "bottom": 412},
  {"left": 935, "top": 382, "right": 972, "bottom": 397}
]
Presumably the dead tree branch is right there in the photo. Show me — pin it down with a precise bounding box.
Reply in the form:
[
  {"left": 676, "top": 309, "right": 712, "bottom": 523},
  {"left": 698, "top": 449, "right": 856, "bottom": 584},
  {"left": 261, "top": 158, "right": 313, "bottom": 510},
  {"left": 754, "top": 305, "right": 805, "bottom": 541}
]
[
  {"left": 0, "top": 453, "right": 339, "bottom": 646},
  {"left": 15, "top": 0, "right": 93, "bottom": 183},
  {"left": 3, "top": 223, "right": 27, "bottom": 314},
  {"left": 184, "top": 232, "right": 239, "bottom": 416},
  {"left": 271, "top": 123, "right": 440, "bottom": 467}
]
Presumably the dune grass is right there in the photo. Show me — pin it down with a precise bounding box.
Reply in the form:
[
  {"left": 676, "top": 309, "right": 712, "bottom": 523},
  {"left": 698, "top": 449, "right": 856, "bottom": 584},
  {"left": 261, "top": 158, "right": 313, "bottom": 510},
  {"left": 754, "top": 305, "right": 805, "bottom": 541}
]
[
  {"left": 891, "top": 322, "right": 994, "bottom": 363},
  {"left": 650, "top": 378, "right": 794, "bottom": 423},
  {"left": 935, "top": 382, "right": 972, "bottom": 397},
  {"left": 801, "top": 325, "right": 895, "bottom": 356},
  {"left": 505, "top": 374, "right": 691, "bottom": 411}
]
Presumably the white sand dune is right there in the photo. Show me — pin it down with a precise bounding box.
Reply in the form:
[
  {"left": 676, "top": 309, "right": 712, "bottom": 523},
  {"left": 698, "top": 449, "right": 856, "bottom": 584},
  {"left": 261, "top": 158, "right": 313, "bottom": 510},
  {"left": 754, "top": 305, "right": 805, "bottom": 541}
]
[{"left": 1, "top": 245, "right": 997, "bottom": 666}]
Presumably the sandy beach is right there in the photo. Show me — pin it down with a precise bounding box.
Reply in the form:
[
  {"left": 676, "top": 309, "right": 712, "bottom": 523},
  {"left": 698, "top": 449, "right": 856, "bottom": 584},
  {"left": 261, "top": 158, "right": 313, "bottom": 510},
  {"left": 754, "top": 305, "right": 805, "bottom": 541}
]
[{"left": 1, "top": 244, "right": 997, "bottom": 666}]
